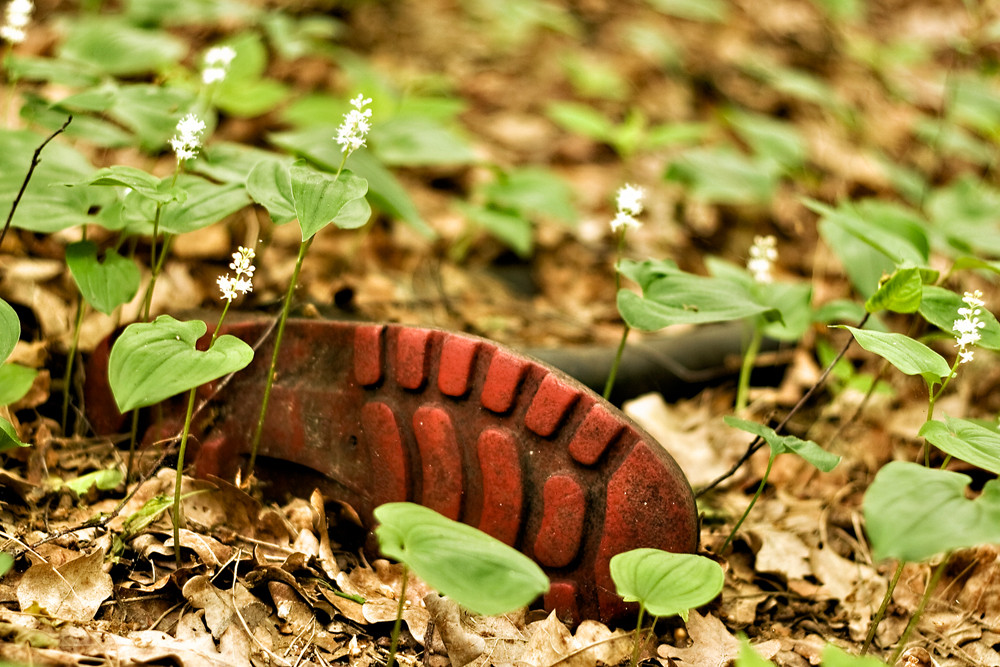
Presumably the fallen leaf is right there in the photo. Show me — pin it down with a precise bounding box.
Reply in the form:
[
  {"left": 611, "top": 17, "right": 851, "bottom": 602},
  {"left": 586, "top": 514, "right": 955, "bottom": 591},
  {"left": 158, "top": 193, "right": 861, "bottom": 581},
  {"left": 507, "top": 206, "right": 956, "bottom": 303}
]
[
  {"left": 515, "top": 610, "right": 631, "bottom": 667},
  {"left": 658, "top": 610, "right": 743, "bottom": 667},
  {"left": 17, "top": 548, "right": 112, "bottom": 623}
]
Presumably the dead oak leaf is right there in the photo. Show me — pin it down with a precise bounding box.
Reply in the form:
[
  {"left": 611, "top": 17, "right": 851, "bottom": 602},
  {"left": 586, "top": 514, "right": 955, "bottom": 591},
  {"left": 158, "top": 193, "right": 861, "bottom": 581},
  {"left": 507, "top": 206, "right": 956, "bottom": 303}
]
[
  {"left": 515, "top": 610, "right": 631, "bottom": 667},
  {"left": 658, "top": 610, "right": 780, "bottom": 667},
  {"left": 16, "top": 548, "right": 112, "bottom": 623}
]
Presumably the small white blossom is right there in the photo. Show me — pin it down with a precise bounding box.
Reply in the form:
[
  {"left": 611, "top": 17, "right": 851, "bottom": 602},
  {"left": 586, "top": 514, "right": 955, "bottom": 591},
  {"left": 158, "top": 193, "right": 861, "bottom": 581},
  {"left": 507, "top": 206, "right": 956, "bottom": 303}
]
[
  {"left": 616, "top": 184, "right": 645, "bottom": 217},
  {"left": 747, "top": 235, "right": 778, "bottom": 284},
  {"left": 0, "top": 0, "right": 33, "bottom": 44},
  {"left": 953, "top": 289, "right": 987, "bottom": 364},
  {"left": 218, "top": 245, "right": 255, "bottom": 302},
  {"left": 169, "top": 113, "right": 206, "bottom": 163},
  {"left": 202, "top": 46, "right": 236, "bottom": 85},
  {"left": 334, "top": 94, "right": 373, "bottom": 154},
  {"left": 610, "top": 184, "right": 645, "bottom": 232}
]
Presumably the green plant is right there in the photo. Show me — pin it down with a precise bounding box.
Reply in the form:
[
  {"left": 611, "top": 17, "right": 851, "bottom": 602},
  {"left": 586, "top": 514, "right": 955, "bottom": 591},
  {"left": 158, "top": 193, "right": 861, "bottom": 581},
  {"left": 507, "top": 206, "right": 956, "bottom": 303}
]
[
  {"left": 610, "top": 548, "right": 724, "bottom": 667},
  {"left": 373, "top": 502, "right": 549, "bottom": 667}
]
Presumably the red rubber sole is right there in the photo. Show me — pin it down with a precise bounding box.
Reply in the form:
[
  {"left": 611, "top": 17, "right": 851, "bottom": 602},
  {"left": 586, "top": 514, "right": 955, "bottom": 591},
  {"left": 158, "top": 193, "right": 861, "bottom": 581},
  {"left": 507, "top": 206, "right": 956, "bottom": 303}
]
[{"left": 87, "top": 319, "right": 699, "bottom": 624}]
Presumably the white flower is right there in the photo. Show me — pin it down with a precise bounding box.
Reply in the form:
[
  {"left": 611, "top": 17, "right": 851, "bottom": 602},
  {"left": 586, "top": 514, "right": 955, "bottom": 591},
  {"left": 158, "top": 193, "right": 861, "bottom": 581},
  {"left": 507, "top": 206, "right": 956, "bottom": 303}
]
[
  {"left": 217, "top": 246, "right": 255, "bottom": 302},
  {"left": 169, "top": 113, "right": 206, "bottom": 163},
  {"left": 202, "top": 46, "right": 236, "bottom": 85},
  {"left": 616, "top": 184, "right": 645, "bottom": 217},
  {"left": 953, "top": 289, "right": 987, "bottom": 364},
  {"left": 610, "top": 184, "right": 645, "bottom": 233},
  {"left": 1, "top": 0, "right": 32, "bottom": 44},
  {"left": 334, "top": 94, "right": 373, "bottom": 154},
  {"left": 747, "top": 235, "right": 778, "bottom": 284}
]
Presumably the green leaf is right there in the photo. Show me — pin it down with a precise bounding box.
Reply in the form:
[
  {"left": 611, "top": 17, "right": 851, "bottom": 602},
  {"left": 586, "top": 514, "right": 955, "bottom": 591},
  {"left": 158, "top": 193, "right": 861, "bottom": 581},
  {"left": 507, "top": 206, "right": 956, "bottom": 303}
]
[
  {"left": 108, "top": 315, "right": 254, "bottom": 413},
  {"left": 665, "top": 146, "right": 778, "bottom": 205},
  {"left": 481, "top": 167, "right": 577, "bottom": 224},
  {"left": 0, "top": 551, "right": 12, "bottom": 578},
  {"left": 0, "top": 363, "right": 37, "bottom": 406},
  {"left": 194, "top": 142, "right": 293, "bottom": 186},
  {"left": 374, "top": 502, "right": 549, "bottom": 616},
  {"left": 455, "top": 201, "right": 533, "bottom": 258},
  {"left": 79, "top": 166, "right": 174, "bottom": 202},
  {"left": 806, "top": 198, "right": 929, "bottom": 268},
  {"left": 157, "top": 180, "right": 250, "bottom": 235},
  {"left": 863, "top": 461, "right": 1000, "bottom": 562},
  {"left": 4, "top": 54, "right": 100, "bottom": 87},
  {"left": 610, "top": 549, "right": 724, "bottom": 620},
  {"left": 58, "top": 18, "right": 186, "bottom": 76},
  {"left": 646, "top": 0, "right": 727, "bottom": 22},
  {"left": 617, "top": 258, "right": 681, "bottom": 291},
  {"left": 920, "top": 285, "right": 1000, "bottom": 351},
  {"left": 737, "top": 637, "right": 776, "bottom": 667},
  {"left": 920, "top": 417, "right": 1000, "bottom": 474},
  {"left": 926, "top": 178, "right": 1000, "bottom": 257},
  {"left": 57, "top": 468, "right": 124, "bottom": 496},
  {"left": 0, "top": 417, "right": 28, "bottom": 452},
  {"left": 838, "top": 326, "right": 951, "bottom": 389},
  {"left": 725, "top": 108, "right": 806, "bottom": 171},
  {"left": 246, "top": 159, "right": 296, "bottom": 223},
  {"left": 546, "top": 102, "right": 614, "bottom": 143},
  {"left": 371, "top": 116, "right": 477, "bottom": 167},
  {"left": 617, "top": 272, "right": 780, "bottom": 331},
  {"left": 65, "top": 242, "right": 141, "bottom": 315},
  {"left": 724, "top": 416, "right": 840, "bottom": 471},
  {"left": 864, "top": 267, "right": 925, "bottom": 314},
  {"left": 106, "top": 84, "right": 198, "bottom": 151},
  {"left": 821, "top": 644, "right": 887, "bottom": 667},
  {"left": 213, "top": 33, "right": 291, "bottom": 117},
  {"left": 757, "top": 281, "right": 813, "bottom": 341},
  {"left": 291, "top": 163, "right": 370, "bottom": 240},
  {"left": 0, "top": 298, "right": 18, "bottom": 364}
]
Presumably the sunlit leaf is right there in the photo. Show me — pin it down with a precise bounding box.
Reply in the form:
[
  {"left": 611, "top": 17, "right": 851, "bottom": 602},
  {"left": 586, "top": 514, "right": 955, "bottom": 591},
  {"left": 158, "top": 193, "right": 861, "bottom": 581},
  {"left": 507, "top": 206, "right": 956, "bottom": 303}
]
[
  {"left": 246, "top": 159, "right": 296, "bottom": 223},
  {"left": 724, "top": 416, "right": 840, "bottom": 471},
  {"left": 864, "top": 267, "right": 926, "bottom": 314},
  {"left": 610, "top": 549, "right": 724, "bottom": 620},
  {"left": 919, "top": 285, "right": 1000, "bottom": 351},
  {"left": 374, "top": 502, "right": 549, "bottom": 616},
  {"left": 57, "top": 468, "right": 124, "bottom": 496},
  {"left": 838, "top": 326, "right": 951, "bottom": 389},
  {"left": 0, "top": 298, "right": 18, "bottom": 364},
  {"left": 58, "top": 18, "right": 185, "bottom": 76},
  {"left": 0, "top": 417, "right": 28, "bottom": 452},
  {"left": 65, "top": 242, "right": 141, "bottom": 315},
  {"left": 920, "top": 417, "right": 1000, "bottom": 474},
  {"left": 291, "top": 162, "right": 369, "bottom": 239},
  {"left": 0, "top": 363, "right": 37, "bottom": 407}
]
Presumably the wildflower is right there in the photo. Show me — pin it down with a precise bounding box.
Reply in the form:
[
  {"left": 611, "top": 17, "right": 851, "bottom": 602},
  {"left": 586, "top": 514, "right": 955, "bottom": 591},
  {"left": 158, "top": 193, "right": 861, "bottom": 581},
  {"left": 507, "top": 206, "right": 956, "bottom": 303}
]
[
  {"left": 953, "top": 289, "right": 986, "bottom": 364},
  {"left": 747, "top": 235, "right": 778, "bottom": 284},
  {"left": 334, "top": 94, "right": 373, "bottom": 154},
  {"left": 0, "top": 0, "right": 32, "bottom": 44},
  {"left": 610, "top": 183, "right": 645, "bottom": 232},
  {"left": 217, "top": 246, "right": 255, "bottom": 302},
  {"left": 202, "top": 45, "right": 236, "bottom": 85},
  {"left": 169, "top": 113, "right": 206, "bottom": 163}
]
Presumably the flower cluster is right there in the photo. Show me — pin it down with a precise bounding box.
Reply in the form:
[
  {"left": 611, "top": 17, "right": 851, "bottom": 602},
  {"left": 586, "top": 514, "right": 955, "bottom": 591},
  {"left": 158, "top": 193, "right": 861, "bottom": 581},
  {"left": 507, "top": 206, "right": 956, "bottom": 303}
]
[
  {"left": 334, "top": 94, "right": 373, "bottom": 154},
  {"left": 202, "top": 46, "right": 236, "bottom": 85},
  {"left": 747, "top": 235, "right": 778, "bottom": 284},
  {"left": 953, "top": 290, "right": 986, "bottom": 364},
  {"left": 610, "top": 183, "right": 645, "bottom": 232},
  {"left": 169, "top": 113, "right": 206, "bottom": 163},
  {"left": 0, "top": 0, "right": 32, "bottom": 44},
  {"left": 217, "top": 246, "right": 255, "bottom": 302}
]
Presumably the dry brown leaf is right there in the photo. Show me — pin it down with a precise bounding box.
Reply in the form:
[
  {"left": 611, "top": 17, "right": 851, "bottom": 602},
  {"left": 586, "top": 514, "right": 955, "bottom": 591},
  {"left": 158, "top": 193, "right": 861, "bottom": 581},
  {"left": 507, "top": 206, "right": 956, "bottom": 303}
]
[
  {"left": 515, "top": 610, "right": 631, "bottom": 667},
  {"left": 657, "top": 610, "right": 743, "bottom": 667},
  {"left": 425, "top": 592, "right": 486, "bottom": 667},
  {"left": 16, "top": 548, "right": 112, "bottom": 623},
  {"left": 752, "top": 526, "right": 812, "bottom": 581}
]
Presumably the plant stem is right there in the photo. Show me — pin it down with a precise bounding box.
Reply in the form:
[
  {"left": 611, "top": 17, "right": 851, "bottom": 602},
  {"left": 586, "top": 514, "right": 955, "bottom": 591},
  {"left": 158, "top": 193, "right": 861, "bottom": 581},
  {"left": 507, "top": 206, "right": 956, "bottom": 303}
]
[
  {"left": 735, "top": 322, "right": 763, "bottom": 413},
  {"left": 721, "top": 453, "right": 775, "bottom": 553},
  {"left": 61, "top": 294, "right": 85, "bottom": 434},
  {"left": 861, "top": 560, "right": 904, "bottom": 655},
  {"left": 125, "top": 409, "right": 140, "bottom": 486},
  {"left": 629, "top": 604, "right": 646, "bottom": 667},
  {"left": 247, "top": 237, "right": 312, "bottom": 478},
  {"left": 172, "top": 383, "right": 198, "bottom": 569},
  {"left": 889, "top": 554, "right": 950, "bottom": 665},
  {"left": 603, "top": 324, "right": 630, "bottom": 401},
  {"left": 387, "top": 565, "right": 408, "bottom": 667}
]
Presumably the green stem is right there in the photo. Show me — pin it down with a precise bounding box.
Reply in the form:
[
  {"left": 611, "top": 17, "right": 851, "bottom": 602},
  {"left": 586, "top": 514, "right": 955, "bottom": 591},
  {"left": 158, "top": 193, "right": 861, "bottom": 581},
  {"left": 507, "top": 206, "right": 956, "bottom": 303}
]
[
  {"left": 141, "top": 205, "right": 163, "bottom": 321},
  {"left": 603, "top": 324, "right": 630, "bottom": 401},
  {"left": 61, "top": 294, "right": 85, "bottom": 434},
  {"left": 247, "top": 237, "right": 313, "bottom": 478},
  {"left": 172, "top": 383, "right": 198, "bottom": 569},
  {"left": 735, "top": 323, "right": 763, "bottom": 413},
  {"left": 889, "top": 554, "right": 950, "bottom": 664},
  {"left": 387, "top": 565, "right": 408, "bottom": 667},
  {"left": 924, "top": 358, "right": 960, "bottom": 464},
  {"left": 125, "top": 408, "right": 140, "bottom": 486},
  {"left": 629, "top": 604, "right": 646, "bottom": 667},
  {"left": 861, "top": 560, "right": 904, "bottom": 655},
  {"left": 721, "top": 453, "right": 775, "bottom": 553}
]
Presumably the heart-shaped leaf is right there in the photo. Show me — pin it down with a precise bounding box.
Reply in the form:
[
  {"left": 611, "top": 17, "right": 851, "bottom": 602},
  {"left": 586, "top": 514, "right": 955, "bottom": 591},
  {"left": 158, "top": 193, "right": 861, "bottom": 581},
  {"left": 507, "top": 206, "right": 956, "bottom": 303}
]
[
  {"left": 290, "top": 162, "right": 369, "bottom": 240},
  {"left": 610, "top": 548, "right": 724, "bottom": 620},
  {"left": 0, "top": 298, "right": 18, "bottom": 364},
  {"left": 374, "top": 502, "right": 549, "bottom": 616},
  {"left": 863, "top": 461, "right": 1000, "bottom": 562},
  {"left": 920, "top": 417, "right": 1000, "bottom": 474},
  {"left": 0, "top": 363, "right": 37, "bottom": 406},
  {"left": 108, "top": 315, "right": 253, "bottom": 413},
  {"left": 864, "top": 267, "right": 925, "bottom": 314},
  {"left": 838, "top": 326, "right": 952, "bottom": 390},
  {"left": 78, "top": 165, "right": 175, "bottom": 202},
  {"left": 920, "top": 285, "right": 1000, "bottom": 350},
  {"left": 246, "top": 159, "right": 296, "bottom": 223},
  {"left": 724, "top": 416, "right": 840, "bottom": 471},
  {"left": 65, "top": 241, "right": 141, "bottom": 315}
]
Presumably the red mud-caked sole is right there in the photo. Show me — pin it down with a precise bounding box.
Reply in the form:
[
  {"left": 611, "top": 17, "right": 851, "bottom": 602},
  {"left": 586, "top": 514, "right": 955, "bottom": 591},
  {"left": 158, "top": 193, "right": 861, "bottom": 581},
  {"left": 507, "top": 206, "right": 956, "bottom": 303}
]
[{"left": 87, "top": 319, "right": 699, "bottom": 624}]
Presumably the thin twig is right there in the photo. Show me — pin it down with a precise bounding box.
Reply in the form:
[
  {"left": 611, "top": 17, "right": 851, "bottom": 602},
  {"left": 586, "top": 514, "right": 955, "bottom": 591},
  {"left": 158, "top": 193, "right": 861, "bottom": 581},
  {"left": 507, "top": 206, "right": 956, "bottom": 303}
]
[
  {"left": 696, "top": 312, "right": 870, "bottom": 497},
  {"left": 0, "top": 115, "right": 72, "bottom": 248}
]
